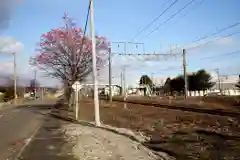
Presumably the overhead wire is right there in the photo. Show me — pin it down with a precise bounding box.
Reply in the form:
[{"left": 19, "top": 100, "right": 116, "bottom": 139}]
[
  {"left": 129, "top": 0, "right": 179, "bottom": 42},
  {"left": 168, "top": 22, "right": 240, "bottom": 53},
  {"left": 188, "top": 31, "right": 240, "bottom": 50},
  {"left": 169, "top": 0, "right": 205, "bottom": 25},
  {"left": 83, "top": 1, "right": 91, "bottom": 35},
  {"left": 188, "top": 23, "right": 240, "bottom": 46},
  {"left": 76, "top": 0, "right": 91, "bottom": 75},
  {"left": 200, "top": 49, "right": 240, "bottom": 60},
  {"left": 143, "top": 0, "right": 197, "bottom": 40}
]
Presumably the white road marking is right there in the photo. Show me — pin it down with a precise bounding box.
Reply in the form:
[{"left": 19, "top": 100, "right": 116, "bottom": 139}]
[
  {"left": 0, "top": 114, "right": 3, "bottom": 119},
  {"left": 14, "top": 122, "right": 42, "bottom": 160}
]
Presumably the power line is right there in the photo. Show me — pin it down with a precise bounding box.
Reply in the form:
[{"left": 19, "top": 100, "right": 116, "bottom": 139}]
[
  {"left": 79, "top": 0, "right": 91, "bottom": 55},
  {"left": 129, "top": 0, "right": 179, "bottom": 42},
  {"left": 201, "top": 49, "right": 240, "bottom": 60},
  {"left": 83, "top": 0, "right": 91, "bottom": 35},
  {"left": 189, "top": 23, "right": 240, "bottom": 46},
  {"left": 74, "top": 0, "right": 91, "bottom": 79},
  {"left": 143, "top": 0, "right": 196, "bottom": 40},
  {"left": 170, "top": 0, "right": 205, "bottom": 25},
  {"left": 168, "top": 22, "right": 240, "bottom": 53},
  {"left": 188, "top": 31, "right": 240, "bottom": 50}
]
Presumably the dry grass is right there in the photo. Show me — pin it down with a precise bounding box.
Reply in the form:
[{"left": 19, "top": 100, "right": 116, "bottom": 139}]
[
  {"left": 76, "top": 98, "right": 240, "bottom": 160},
  {"left": 105, "top": 96, "right": 240, "bottom": 114}
]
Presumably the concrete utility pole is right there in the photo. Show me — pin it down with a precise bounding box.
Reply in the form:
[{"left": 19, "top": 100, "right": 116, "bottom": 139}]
[
  {"left": 151, "top": 73, "right": 154, "bottom": 92},
  {"left": 120, "top": 72, "right": 123, "bottom": 95},
  {"left": 89, "top": 0, "right": 100, "bottom": 126},
  {"left": 123, "top": 67, "right": 126, "bottom": 95},
  {"left": 34, "top": 69, "right": 37, "bottom": 100},
  {"left": 41, "top": 87, "right": 44, "bottom": 100},
  {"left": 108, "top": 47, "right": 112, "bottom": 103},
  {"left": 13, "top": 53, "right": 17, "bottom": 104},
  {"left": 215, "top": 68, "right": 221, "bottom": 92},
  {"left": 183, "top": 49, "right": 188, "bottom": 99}
]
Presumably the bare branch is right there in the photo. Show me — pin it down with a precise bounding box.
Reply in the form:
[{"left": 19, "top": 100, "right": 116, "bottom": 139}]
[{"left": 33, "top": 14, "right": 109, "bottom": 89}]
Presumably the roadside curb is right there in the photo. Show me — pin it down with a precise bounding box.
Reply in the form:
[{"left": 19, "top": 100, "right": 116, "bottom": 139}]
[
  {"left": 50, "top": 112, "right": 175, "bottom": 160},
  {"left": 76, "top": 120, "right": 175, "bottom": 160}
]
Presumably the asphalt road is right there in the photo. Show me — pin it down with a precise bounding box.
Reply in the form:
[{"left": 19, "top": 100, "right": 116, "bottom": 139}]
[{"left": 0, "top": 101, "right": 53, "bottom": 160}]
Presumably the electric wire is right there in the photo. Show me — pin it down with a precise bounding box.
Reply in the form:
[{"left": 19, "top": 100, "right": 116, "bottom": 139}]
[
  {"left": 129, "top": 0, "right": 179, "bottom": 42},
  {"left": 143, "top": 0, "right": 196, "bottom": 40}
]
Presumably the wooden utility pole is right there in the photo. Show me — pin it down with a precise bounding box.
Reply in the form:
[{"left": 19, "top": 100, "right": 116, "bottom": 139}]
[{"left": 183, "top": 49, "right": 188, "bottom": 99}]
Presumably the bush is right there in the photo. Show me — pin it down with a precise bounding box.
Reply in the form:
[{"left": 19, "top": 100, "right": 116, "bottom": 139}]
[{"left": 3, "top": 86, "right": 15, "bottom": 102}]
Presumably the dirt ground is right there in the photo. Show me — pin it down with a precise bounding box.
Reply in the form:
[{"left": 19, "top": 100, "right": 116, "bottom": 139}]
[
  {"left": 75, "top": 98, "right": 240, "bottom": 160},
  {"left": 107, "top": 95, "right": 240, "bottom": 113}
]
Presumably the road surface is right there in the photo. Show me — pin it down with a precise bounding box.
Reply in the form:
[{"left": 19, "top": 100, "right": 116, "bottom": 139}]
[{"left": 0, "top": 101, "right": 52, "bottom": 160}]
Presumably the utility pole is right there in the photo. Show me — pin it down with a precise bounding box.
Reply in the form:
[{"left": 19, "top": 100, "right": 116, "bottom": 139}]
[
  {"left": 108, "top": 47, "right": 112, "bottom": 103},
  {"left": 41, "top": 87, "right": 44, "bottom": 100},
  {"left": 151, "top": 73, "right": 154, "bottom": 93},
  {"left": 183, "top": 49, "right": 188, "bottom": 99},
  {"left": 13, "top": 53, "right": 17, "bottom": 104},
  {"left": 89, "top": 0, "right": 100, "bottom": 126},
  {"left": 123, "top": 66, "right": 126, "bottom": 95},
  {"left": 34, "top": 69, "right": 37, "bottom": 100},
  {"left": 120, "top": 72, "right": 123, "bottom": 95},
  {"left": 216, "top": 68, "right": 221, "bottom": 92}
]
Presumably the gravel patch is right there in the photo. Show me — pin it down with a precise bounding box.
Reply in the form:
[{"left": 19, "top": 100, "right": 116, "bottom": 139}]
[{"left": 62, "top": 123, "right": 168, "bottom": 160}]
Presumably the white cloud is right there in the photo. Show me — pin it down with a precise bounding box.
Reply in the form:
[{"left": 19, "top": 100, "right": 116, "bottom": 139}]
[
  {"left": 209, "top": 70, "right": 239, "bottom": 83},
  {"left": 0, "top": 60, "right": 33, "bottom": 77},
  {"left": 0, "top": 36, "right": 23, "bottom": 54},
  {"left": 185, "top": 36, "right": 240, "bottom": 55},
  {"left": 0, "top": 61, "right": 13, "bottom": 73},
  {"left": 214, "top": 37, "right": 234, "bottom": 45}
]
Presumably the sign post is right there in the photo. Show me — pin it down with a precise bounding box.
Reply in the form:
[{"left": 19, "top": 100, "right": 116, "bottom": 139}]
[{"left": 72, "top": 81, "right": 82, "bottom": 120}]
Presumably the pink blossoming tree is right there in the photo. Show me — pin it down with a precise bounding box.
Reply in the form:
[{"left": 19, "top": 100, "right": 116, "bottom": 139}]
[{"left": 34, "top": 13, "right": 109, "bottom": 101}]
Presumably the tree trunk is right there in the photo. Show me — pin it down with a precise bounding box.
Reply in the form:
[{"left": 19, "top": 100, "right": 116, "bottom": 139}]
[{"left": 63, "top": 81, "right": 74, "bottom": 109}]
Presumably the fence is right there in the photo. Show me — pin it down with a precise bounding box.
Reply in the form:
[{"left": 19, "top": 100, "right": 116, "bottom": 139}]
[{"left": 187, "top": 89, "right": 240, "bottom": 96}]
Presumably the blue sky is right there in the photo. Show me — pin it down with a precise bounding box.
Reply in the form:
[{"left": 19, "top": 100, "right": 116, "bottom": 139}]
[{"left": 0, "top": 0, "right": 240, "bottom": 87}]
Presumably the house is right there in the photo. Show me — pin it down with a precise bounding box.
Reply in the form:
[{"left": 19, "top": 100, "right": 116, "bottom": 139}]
[
  {"left": 188, "top": 82, "right": 240, "bottom": 96},
  {"left": 102, "top": 85, "right": 121, "bottom": 96}
]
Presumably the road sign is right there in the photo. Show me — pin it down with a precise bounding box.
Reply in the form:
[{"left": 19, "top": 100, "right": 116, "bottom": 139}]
[{"left": 72, "top": 81, "right": 82, "bottom": 91}]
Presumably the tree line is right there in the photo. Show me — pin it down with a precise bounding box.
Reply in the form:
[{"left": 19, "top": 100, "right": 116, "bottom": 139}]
[
  {"left": 0, "top": 78, "right": 57, "bottom": 102},
  {"left": 140, "top": 69, "right": 216, "bottom": 94},
  {"left": 140, "top": 69, "right": 240, "bottom": 95},
  {"left": 163, "top": 69, "right": 214, "bottom": 94}
]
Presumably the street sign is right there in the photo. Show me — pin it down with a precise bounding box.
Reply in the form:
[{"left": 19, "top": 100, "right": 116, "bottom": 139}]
[{"left": 72, "top": 81, "right": 82, "bottom": 91}]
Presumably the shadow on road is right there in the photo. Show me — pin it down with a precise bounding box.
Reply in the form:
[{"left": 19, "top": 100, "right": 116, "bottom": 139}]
[{"left": 18, "top": 103, "right": 77, "bottom": 160}]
